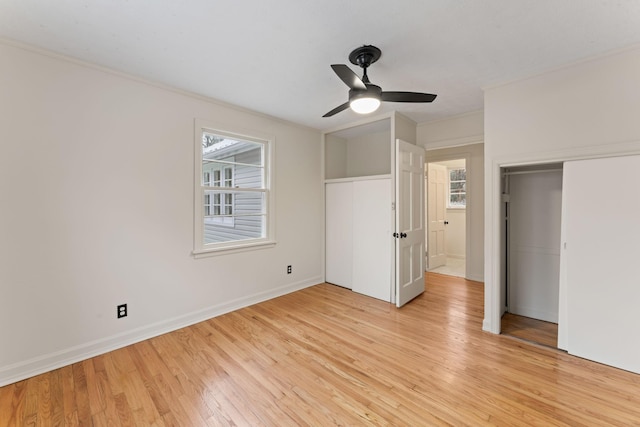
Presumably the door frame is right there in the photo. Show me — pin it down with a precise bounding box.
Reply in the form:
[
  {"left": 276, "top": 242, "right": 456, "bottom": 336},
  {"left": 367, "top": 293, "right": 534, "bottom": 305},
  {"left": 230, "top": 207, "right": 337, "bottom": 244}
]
[
  {"left": 483, "top": 141, "right": 640, "bottom": 335},
  {"left": 424, "top": 152, "right": 472, "bottom": 279}
]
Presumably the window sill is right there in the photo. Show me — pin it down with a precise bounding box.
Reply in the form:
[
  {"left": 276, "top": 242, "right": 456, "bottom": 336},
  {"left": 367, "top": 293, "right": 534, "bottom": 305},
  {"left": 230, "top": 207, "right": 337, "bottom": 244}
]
[{"left": 192, "top": 240, "right": 276, "bottom": 258}]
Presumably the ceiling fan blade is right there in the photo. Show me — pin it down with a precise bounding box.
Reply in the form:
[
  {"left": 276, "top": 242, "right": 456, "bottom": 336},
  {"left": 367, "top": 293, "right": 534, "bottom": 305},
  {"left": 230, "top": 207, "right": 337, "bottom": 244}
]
[
  {"left": 381, "top": 92, "right": 437, "bottom": 103},
  {"left": 322, "top": 102, "right": 351, "bottom": 117},
  {"left": 331, "top": 64, "right": 366, "bottom": 90}
]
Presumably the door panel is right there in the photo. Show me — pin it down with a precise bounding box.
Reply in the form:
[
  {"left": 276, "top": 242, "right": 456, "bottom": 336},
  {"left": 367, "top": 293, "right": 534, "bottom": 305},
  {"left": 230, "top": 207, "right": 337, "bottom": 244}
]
[
  {"left": 352, "top": 178, "right": 392, "bottom": 302},
  {"left": 427, "top": 163, "right": 447, "bottom": 269},
  {"left": 563, "top": 156, "right": 640, "bottom": 374},
  {"left": 396, "top": 140, "right": 425, "bottom": 307},
  {"left": 325, "top": 182, "right": 353, "bottom": 288}
]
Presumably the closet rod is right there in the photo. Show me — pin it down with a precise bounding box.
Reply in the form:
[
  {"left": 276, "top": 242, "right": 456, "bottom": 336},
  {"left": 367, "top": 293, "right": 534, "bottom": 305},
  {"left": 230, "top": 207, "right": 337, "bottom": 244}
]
[{"left": 502, "top": 168, "right": 562, "bottom": 177}]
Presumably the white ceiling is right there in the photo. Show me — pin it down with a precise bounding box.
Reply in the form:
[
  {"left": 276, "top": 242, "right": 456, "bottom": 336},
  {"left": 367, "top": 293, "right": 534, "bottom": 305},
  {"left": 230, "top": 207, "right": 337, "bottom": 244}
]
[{"left": 2, "top": 0, "right": 640, "bottom": 131}]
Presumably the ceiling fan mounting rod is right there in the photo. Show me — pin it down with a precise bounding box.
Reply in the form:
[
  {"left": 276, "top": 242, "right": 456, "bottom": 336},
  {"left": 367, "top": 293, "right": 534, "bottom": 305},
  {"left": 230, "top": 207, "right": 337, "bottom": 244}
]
[{"left": 349, "top": 45, "right": 381, "bottom": 84}]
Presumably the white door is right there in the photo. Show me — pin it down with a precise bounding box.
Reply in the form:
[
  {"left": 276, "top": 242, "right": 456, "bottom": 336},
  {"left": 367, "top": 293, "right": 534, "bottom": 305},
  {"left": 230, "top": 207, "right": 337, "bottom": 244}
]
[
  {"left": 563, "top": 156, "right": 640, "bottom": 374},
  {"left": 427, "top": 163, "right": 447, "bottom": 269},
  {"left": 325, "top": 182, "right": 353, "bottom": 288},
  {"left": 352, "top": 178, "right": 392, "bottom": 302},
  {"left": 395, "top": 140, "right": 426, "bottom": 307}
]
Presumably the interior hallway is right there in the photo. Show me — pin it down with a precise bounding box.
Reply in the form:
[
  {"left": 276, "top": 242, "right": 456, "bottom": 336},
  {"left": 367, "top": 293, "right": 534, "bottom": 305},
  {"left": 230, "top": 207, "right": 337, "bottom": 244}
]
[{"left": 429, "top": 256, "right": 465, "bottom": 278}]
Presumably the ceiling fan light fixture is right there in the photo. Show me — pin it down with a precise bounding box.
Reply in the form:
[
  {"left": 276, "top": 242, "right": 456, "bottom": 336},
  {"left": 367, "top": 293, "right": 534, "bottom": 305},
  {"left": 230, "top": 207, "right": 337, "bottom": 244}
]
[
  {"left": 323, "top": 45, "right": 437, "bottom": 118},
  {"left": 350, "top": 96, "right": 381, "bottom": 114}
]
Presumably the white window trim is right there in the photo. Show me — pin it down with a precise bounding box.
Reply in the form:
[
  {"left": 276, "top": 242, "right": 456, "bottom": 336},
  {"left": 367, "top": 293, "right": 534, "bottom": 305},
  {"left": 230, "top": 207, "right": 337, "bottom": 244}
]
[{"left": 193, "top": 119, "right": 276, "bottom": 257}]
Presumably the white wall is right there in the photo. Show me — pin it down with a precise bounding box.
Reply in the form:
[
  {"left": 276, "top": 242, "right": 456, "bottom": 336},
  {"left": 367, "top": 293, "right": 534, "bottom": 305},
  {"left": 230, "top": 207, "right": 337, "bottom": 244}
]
[
  {"left": 324, "top": 129, "right": 391, "bottom": 179},
  {"left": 418, "top": 123, "right": 484, "bottom": 282},
  {"left": 0, "top": 41, "right": 323, "bottom": 385},
  {"left": 346, "top": 130, "right": 391, "bottom": 177},
  {"left": 483, "top": 45, "right": 640, "bottom": 333},
  {"left": 324, "top": 134, "right": 348, "bottom": 179},
  {"left": 418, "top": 110, "right": 483, "bottom": 150}
]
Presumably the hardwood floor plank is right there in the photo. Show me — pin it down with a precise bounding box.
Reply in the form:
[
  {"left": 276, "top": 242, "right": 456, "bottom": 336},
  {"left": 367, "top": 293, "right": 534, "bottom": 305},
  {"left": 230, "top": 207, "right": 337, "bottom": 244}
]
[
  {"left": 92, "top": 356, "right": 124, "bottom": 427},
  {"left": 112, "top": 392, "right": 135, "bottom": 426},
  {"left": 501, "top": 312, "right": 559, "bottom": 348},
  {"left": 71, "top": 363, "right": 91, "bottom": 425},
  {"left": 2, "top": 273, "right": 640, "bottom": 425}
]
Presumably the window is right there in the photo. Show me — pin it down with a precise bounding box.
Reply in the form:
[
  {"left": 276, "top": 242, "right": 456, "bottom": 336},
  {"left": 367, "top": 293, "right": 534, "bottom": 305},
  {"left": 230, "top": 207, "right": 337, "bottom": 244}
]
[
  {"left": 448, "top": 168, "right": 466, "bottom": 208},
  {"left": 194, "top": 121, "right": 274, "bottom": 256}
]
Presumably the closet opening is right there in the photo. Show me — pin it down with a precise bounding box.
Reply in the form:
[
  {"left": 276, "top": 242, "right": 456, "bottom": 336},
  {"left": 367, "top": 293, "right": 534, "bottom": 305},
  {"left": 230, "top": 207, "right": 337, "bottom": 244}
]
[{"left": 500, "top": 163, "right": 563, "bottom": 348}]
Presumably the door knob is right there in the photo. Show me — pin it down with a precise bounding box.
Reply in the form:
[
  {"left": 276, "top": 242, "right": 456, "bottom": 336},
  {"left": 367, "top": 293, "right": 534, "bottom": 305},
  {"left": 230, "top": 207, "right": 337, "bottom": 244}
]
[
  {"left": 400, "top": 232, "right": 407, "bottom": 238},
  {"left": 444, "top": 221, "right": 449, "bottom": 225}
]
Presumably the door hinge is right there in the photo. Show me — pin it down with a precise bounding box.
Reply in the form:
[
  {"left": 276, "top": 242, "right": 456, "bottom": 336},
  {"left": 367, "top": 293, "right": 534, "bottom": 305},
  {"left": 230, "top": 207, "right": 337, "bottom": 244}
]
[{"left": 391, "top": 202, "right": 396, "bottom": 210}]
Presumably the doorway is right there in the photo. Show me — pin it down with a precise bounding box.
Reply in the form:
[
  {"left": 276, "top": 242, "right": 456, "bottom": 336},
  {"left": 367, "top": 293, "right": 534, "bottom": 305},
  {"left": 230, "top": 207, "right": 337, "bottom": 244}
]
[
  {"left": 500, "top": 164, "right": 562, "bottom": 348},
  {"left": 426, "top": 158, "right": 466, "bottom": 278}
]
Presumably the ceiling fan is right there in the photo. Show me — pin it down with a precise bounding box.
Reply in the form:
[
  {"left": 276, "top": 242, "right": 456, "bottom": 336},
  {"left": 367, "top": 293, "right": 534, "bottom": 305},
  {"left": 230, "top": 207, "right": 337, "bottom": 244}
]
[{"left": 323, "top": 45, "right": 437, "bottom": 117}]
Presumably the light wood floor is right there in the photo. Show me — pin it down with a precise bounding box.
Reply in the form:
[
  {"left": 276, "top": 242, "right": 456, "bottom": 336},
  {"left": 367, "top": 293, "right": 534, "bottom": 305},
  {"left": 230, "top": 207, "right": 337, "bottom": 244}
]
[
  {"left": 2, "top": 273, "right": 640, "bottom": 426},
  {"left": 501, "top": 312, "right": 559, "bottom": 348}
]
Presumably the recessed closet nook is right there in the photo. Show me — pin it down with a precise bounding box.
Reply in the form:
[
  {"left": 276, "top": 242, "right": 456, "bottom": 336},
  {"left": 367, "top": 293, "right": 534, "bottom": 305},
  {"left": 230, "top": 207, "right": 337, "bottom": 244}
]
[{"left": 323, "top": 112, "right": 425, "bottom": 306}]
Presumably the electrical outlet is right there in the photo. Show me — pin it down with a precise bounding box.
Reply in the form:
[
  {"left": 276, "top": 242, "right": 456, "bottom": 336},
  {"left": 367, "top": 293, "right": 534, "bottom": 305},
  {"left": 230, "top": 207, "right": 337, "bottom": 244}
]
[
  {"left": 117, "top": 303, "right": 127, "bottom": 318},
  {"left": 287, "top": 265, "right": 292, "bottom": 274}
]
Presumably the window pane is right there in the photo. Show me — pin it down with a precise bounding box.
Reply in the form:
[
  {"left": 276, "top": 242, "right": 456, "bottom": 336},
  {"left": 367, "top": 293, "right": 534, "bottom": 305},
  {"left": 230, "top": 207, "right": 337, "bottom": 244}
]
[
  {"left": 202, "top": 134, "right": 263, "bottom": 166},
  {"left": 450, "top": 181, "right": 465, "bottom": 191},
  {"left": 450, "top": 193, "right": 466, "bottom": 206},
  {"left": 233, "top": 163, "right": 263, "bottom": 189},
  {"left": 450, "top": 168, "right": 466, "bottom": 181},
  {"left": 203, "top": 190, "right": 265, "bottom": 244},
  {"left": 203, "top": 214, "right": 266, "bottom": 244},
  {"left": 233, "top": 191, "right": 265, "bottom": 212}
]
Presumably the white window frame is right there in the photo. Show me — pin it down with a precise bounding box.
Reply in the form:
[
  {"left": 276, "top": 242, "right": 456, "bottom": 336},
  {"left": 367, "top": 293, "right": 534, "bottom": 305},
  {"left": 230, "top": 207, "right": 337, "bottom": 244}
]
[
  {"left": 448, "top": 167, "right": 466, "bottom": 209},
  {"left": 194, "top": 119, "right": 275, "bottom": 257}
]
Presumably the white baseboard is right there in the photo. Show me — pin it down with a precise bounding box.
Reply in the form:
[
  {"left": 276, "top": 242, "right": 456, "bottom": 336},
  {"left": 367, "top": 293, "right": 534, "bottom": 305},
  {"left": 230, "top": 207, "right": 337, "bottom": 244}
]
[
  {"left": 466, "top": 273, "right": 484, "bottom": 282},
  {"left": 0, "top": 276, "right": 322, "bottom": 387},
  {"left": 482, "top": 318, "right": 498, "bottom": 333}
]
